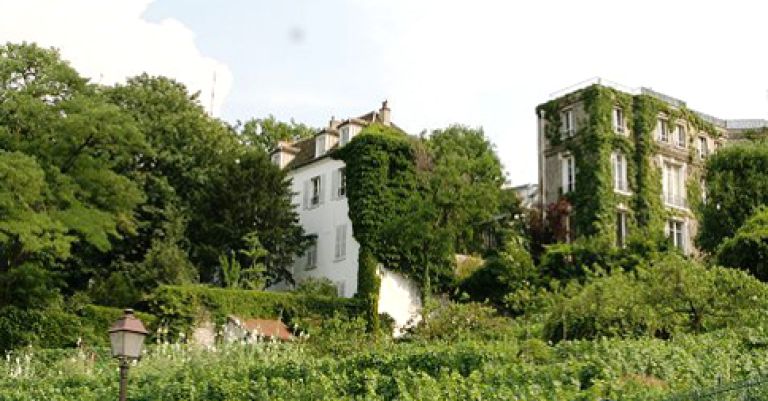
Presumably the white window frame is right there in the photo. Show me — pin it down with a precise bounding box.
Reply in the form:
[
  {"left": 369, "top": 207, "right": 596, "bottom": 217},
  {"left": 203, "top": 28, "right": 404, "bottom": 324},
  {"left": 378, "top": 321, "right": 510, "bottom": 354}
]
[
  {"left": 334, "top": 224, "right": 347, "bottom": 261},
  {"left": 305, "top": 240, "right": 318, "bottom": 270},
  {"left": 662, "top": 160, "right": 686, "bottom": 209},
  {"left": 340, "top": 126, "right": 350, "bottom": 146},
  {"left": 561, "top": 108, "right": 574, "bottom": 138},
  {"left": 561, "top": 153, "right": 575, "bottom": 193},
  {"left": 613, "top": 107, "right": 625, "bottom": 135},
  {"left": 698, "top": 136, "right": 709, "bottom": 159},
  {"left": 667, "top": 219, "right": 686, "bottom": 252},
  {"left": 335, "top": 281, "right": 346, "bottom": 297},
  {"left": 336, "top": 167, "right": 347, "bottom": 199},
  {"left": 612, "top": 152, "right": 629, "bottom": 193},
  {"left": 675, "top": 124, "right": 686, "bottom": 148},
  {"left": 658, "top": 118, "right": 669, "bottom": 143},
  {"left": 310, "top": 176, "right": 322, "bottom": 207},
  {"left": 315, "top": 135, "right": 327, "bottom": 157},
  {"left": 616, "top": 209, "right": 628, "bottom": 248}
]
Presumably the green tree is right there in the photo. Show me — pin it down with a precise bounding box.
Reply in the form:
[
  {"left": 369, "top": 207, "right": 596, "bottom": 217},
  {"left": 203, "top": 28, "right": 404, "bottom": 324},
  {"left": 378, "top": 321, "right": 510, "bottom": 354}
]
[
  {"left": 238, "top": 115, "right": 315, "bottom": 153},
  {"left": 0, "top": 43, "right": 146, "bottom": 305},
  {"left": 425, "top": 125, "right": 506, "bottom": 254},
  {"left": 716, "top": 207, "right": 768, "bottom": 281},
  {"left": 195, "top": 150, "right": 310, "bottom": 284},
  {"left": 698, "top": 143, "right": 768, "bottom": 252}
]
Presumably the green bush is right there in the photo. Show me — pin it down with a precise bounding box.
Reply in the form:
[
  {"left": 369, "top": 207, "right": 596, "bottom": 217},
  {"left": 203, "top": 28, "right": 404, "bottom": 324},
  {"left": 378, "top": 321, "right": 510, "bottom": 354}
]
[
  {"left": 147, "top": 285, "right": 363, "bottom": 337},
  {"left": 544, "top": 255, "right": 768, "bottom": 342},
  {"left": 405, "top": 300, "right": 519, "bottom": 342},
  {"left": 0, "top": 304, "right": 158, "bottom": 352},
  {"left": 716, "top": 206, "right": 768, "bottom": 281},
  {"left": 294, "top": 277, "right": 338, "bottom": 298},
  {"left": 459, "top": 239, "right": 538, "bottom": 308}
]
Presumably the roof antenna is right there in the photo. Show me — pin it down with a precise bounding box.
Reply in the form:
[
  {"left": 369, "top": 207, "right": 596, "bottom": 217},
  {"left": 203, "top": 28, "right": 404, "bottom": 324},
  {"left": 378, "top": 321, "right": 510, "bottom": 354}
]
[{"left": 209, "top": 70, "right": 217, "bottom": 117}]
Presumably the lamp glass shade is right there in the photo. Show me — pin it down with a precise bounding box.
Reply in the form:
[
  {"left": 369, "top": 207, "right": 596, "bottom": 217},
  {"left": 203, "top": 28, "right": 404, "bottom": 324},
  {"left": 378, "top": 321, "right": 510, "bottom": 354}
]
[{"left": 110, "top": 330, "right": 146, "bottom": 359}]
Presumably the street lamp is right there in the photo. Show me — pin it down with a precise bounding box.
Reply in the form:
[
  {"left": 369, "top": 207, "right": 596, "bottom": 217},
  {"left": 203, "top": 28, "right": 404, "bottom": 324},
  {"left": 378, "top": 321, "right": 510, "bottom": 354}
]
[{"left": 109, "top": 308, "right": 149, "bottom": 401}]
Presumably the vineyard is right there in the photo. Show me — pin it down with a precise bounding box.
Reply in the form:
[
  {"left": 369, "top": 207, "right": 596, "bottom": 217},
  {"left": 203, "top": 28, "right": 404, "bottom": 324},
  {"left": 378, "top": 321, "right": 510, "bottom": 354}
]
[{"left": 3, "top": 325, "right": 768, "bottom": 401}]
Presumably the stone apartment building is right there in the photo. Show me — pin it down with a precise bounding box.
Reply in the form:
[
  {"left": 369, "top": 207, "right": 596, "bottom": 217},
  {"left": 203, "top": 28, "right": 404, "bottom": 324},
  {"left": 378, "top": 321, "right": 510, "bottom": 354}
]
[{"left": 537, "top": 78, "right": 768, "bottom": 253}]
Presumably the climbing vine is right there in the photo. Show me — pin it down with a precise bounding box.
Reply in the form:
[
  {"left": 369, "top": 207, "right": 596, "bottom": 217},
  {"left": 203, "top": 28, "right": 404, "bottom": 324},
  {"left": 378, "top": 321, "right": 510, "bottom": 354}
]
[{"left": 538, "top": 84, "right": 715, "bottom": 249}]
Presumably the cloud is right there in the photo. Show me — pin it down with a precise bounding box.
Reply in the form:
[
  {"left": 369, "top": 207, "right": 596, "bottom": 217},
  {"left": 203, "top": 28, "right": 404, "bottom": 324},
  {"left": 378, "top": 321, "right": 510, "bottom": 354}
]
[{"left": 0, "top": 0, "right": 232, "bottom": 116}]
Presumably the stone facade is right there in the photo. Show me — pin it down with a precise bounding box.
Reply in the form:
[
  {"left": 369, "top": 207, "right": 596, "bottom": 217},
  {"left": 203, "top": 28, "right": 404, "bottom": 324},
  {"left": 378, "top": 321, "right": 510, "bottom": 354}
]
[{"left": 536, "top": 79, "right": 768, "bottom": 253}]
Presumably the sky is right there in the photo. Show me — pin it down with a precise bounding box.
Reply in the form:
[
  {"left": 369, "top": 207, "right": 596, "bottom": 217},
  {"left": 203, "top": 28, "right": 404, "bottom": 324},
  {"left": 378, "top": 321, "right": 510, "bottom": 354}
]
[{"left": 1, "top": 0, "right": 767, "bottom": 186}]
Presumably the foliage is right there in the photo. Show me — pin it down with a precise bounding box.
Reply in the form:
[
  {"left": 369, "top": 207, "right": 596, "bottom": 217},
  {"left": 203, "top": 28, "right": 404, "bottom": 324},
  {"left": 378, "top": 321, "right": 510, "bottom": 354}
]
[
  {"left": 404, "top": 300, "right": 519, "bottom": 342},
  {"left": 698, "top": 142, "right": 768, "bottom": 252},
  {"left": 423, "top": 125, "right": 506, "bottom": 254},
  {"left": 294, "top": 277, "right": 338, "bottom": 298},
  {"left": 238, "top": 115, "right": 316, "bottom": 153},
  {"left": 544, "top": 255, "right": 768, "bottom": 342},
  {"left": 8, "top": 325, "right": 768, "bottom": 400},
  {"left": 0, "top": 304, "right": 156, "bottom": 352},
  {"left": 147, "top": 285, "right": 363, "bottom": 338},
  {"left": 196, "top": 150, "right": 310, "bottom": 285},
  {"left": 716, "top": 206, "right": 768, "bottom": 281},
  {"left": 459, "top": 239, "right": 538, "bottom": 308},
  {"left": 0, "top": 43, "right": 146, "bottom": 306}
]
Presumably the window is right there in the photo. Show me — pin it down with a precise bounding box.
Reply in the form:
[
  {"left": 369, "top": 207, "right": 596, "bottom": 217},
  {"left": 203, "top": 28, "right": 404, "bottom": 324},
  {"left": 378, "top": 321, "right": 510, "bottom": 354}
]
[
  {"left": 310, "top": 176, "right": 322, "bottom": 206},
  {"left": 334, "top": 224, "right": 347, "bottom": 260},
  {"left": 668, "top": 220, "right": 685, "bottom": 251},
  {"left": 305, "top": 241, "right": 317, "bottom": 270},
  {"left": 612, "top": 152, "right": 628, "bottom": 192},
  {"left": 561, "top": 154, "right": 575, "bottom": 193},
  {"left": 698, "top": 137, "right": 709, "bottom": 159},
  {"left": 271, "top": 152, "right": 281, "bottom": 166},
  {"left": 315, "top": 135, "right": 327, "bottom": 157},
  {"left": 561, "top": 108, "right": 574, "bottom": 138},
  {"left": 662, "top": 161, "right": 685, "bottom": 208},
  {"left": 700, "top": 178, "right": 707, "bottom": 204},
  {"left": 613, "top": 107, "right": 625, "bottom": 134},
  {"left": 340, "top": 127, "right": 350, "bottom": 146},
  {"left": 616, "top": 210, "right": 627, "bottom": 248},
  {"left": 332, "top": 167, "right": 346, "bottom": 199},
  {"left": 675, "top": 124, "right": 686, "bottom": 148},
  {"left": 657, "top": 119, "right": 669, "bottom": 142}
]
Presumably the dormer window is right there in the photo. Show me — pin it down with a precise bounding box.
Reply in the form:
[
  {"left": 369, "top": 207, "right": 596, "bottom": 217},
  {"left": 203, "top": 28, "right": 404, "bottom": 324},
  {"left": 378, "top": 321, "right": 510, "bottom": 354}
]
[
  {"left": 340, "top": 126, "right": 350, "bottom": 146},
  {"left": 315, "top": 134, "right": 327, "bottom": 157}
]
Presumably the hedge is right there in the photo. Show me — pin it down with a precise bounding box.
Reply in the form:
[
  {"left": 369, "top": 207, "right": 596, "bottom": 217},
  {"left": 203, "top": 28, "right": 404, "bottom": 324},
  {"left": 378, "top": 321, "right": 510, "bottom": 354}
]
[
  {"left": 0, "top": 305, "right": 157, "bottom": 352},
  {"left": 147, "top": 285, "right": 364, "bottom": 336}
]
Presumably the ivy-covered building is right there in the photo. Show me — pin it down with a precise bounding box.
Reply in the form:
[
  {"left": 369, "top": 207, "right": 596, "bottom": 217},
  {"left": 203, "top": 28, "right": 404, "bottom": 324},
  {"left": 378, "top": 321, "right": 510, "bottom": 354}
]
[
  {"left": 269, "top": 101, "right": 422, "bottom": 334},
  {"left": 536, "top": 78, "right": 768, "bottom": 253}
]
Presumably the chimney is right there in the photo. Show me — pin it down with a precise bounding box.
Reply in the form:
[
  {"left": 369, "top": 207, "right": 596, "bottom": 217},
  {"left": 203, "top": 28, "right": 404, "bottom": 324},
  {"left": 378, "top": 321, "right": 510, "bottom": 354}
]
[
  {"left": 379, "top": 100, "right": 391, "bottom": 126},
  {"left": 329, "top": 116, "right": 340, "bottom": 131}
]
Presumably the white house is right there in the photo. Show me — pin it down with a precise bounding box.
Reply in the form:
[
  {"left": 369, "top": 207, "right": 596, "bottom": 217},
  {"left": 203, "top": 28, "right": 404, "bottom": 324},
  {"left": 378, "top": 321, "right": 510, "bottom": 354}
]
[{"left": 270, "top": 101, "right": 422, "bottom": 333}]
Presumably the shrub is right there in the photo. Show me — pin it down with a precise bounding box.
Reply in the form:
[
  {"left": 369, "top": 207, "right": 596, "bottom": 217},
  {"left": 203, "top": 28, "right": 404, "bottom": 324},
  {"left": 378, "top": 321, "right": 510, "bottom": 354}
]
[
  {"left": 543, "top": 254, "right": 768, "bottom": 342},
  {"left": 405, "top": 299, "right": 518, "bottom": 342},
  {"left": 716, "top": 206, "right": 768, "bottom": 281},
  {"left": 459, "top": 239, "right": 539, "bottom": 308},
  {"left": 147, "top": 285, "right": 363, "bottom": 337},
  {"left": 295, "top": 277, "right": 338, "bottom": 298}
]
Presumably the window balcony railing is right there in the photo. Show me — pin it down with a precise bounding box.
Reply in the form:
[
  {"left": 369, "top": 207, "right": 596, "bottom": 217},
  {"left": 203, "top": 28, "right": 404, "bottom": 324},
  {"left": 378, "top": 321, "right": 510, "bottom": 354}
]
[{"left": 663, "top": 193, "right": 687, "bottom": 208}]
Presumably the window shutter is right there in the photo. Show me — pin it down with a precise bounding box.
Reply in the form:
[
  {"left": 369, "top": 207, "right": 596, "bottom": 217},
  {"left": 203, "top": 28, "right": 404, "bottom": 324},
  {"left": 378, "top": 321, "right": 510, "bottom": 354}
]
[
  {"left": 561, "top": 156, "right": 568, "bottom": 192},
  {"left": 303, "top": 180, "right": 310, "bottom": 209},
  {"left": 331, "top": 169, "right": 340, "bottom": 200},
  {"left": 319, "top": 174, "right": 326, "bottom": 204}
]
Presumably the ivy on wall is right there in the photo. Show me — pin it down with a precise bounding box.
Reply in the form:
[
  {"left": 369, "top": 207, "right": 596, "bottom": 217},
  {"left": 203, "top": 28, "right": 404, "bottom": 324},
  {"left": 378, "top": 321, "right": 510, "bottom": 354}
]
[
  {"left": 537, "top": 85, "right": 716, "bottom": 249},
  {"left": 332, "top": 124, "right": 419, "bottom": 329}
]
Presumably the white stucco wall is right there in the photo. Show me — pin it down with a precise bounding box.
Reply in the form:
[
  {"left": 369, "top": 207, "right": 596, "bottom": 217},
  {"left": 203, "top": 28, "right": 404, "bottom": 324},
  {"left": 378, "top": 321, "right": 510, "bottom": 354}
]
[
  {"left": 286, "top": 157, "right": 360, "bottom": 297},
  {"left": 377, "top": 267, "right": 422, "bottom": 337}
]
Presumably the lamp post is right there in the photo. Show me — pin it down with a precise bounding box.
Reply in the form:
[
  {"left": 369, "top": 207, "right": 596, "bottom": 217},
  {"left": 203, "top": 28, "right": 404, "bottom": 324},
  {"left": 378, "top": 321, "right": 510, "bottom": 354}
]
[{"left": 109, "top": 308, "right": 149, "bottom": 401}]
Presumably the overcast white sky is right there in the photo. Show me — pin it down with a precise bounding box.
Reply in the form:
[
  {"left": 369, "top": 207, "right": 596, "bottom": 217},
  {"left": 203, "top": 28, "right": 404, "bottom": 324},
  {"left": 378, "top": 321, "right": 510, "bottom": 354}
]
[{"left": 2, "top": 0, "right": 767, "bottom": 185}]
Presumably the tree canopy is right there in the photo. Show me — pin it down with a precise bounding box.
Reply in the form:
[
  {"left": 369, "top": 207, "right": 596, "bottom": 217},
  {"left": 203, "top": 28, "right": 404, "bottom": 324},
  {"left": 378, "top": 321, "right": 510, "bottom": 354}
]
[
  {"left": 0, "top": 43, "right": 309, "bottom": 307},
  {"left": 698, "top": 143, "right": 768, "bottom": 252}
]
